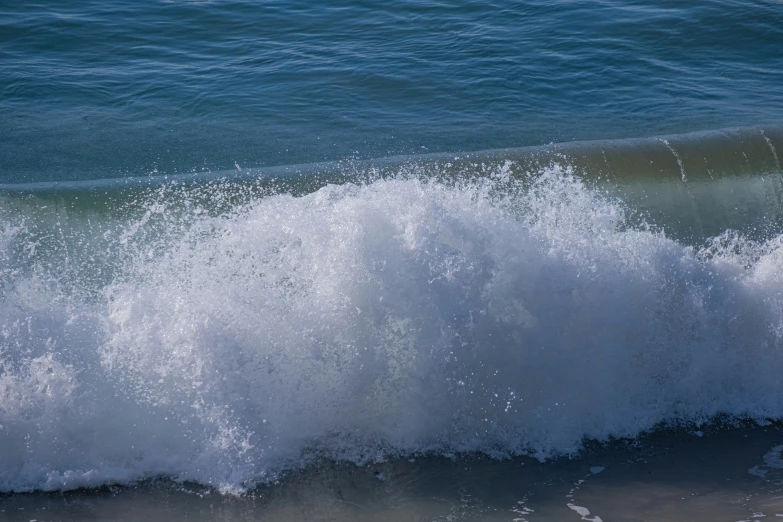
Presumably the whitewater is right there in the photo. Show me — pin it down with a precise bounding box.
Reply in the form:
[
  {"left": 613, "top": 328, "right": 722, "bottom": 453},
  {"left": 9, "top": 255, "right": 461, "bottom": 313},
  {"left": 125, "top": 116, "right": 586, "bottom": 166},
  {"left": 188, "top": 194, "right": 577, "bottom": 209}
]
[{"left": 1, "top": 160, "right": 782, "bottom": 494}]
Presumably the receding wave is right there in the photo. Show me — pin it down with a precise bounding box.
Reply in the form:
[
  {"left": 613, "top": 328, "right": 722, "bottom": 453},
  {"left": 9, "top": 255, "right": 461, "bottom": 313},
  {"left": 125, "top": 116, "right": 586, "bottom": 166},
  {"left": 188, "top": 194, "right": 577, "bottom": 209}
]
[{"left": 0, "top": 126, "right": 782, "bottom": 494}]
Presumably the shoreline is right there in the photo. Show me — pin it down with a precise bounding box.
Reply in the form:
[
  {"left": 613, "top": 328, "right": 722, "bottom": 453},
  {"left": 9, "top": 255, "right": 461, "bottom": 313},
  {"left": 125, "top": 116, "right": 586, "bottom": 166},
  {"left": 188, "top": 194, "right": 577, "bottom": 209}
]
[{"left": 3, "top": 421, "right": 782, "bottom": 521}]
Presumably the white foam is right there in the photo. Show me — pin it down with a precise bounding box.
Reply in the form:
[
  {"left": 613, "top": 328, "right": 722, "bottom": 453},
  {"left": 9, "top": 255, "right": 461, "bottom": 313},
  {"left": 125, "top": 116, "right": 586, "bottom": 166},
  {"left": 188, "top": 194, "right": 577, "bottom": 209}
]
[
  {"left": 568, "top": 503, "right": 603, "bottom": 522},
  {"left": 764, "top": 446, "right": 783, "bottom": 468},
  {"left": 747, "top": 446, "right": 783, "bottom": 479},
  {"left": 2, "top": 168, "right": 783, "bottom": 493}
]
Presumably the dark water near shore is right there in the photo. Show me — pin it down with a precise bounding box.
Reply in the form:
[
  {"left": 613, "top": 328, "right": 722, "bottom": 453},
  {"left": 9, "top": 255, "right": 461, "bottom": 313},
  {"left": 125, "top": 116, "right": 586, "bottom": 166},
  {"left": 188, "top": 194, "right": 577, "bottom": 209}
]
[
  {"left": 3, "top": 423, "right": 783, "bottom": 521},
  {"left": 2, "top": 1, "right": 783, "bottom": 519}
]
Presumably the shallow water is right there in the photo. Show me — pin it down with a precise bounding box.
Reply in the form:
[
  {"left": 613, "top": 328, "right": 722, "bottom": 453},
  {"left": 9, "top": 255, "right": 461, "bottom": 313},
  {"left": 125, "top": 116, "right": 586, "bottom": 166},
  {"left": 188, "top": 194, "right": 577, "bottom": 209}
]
[{"left": 3, "top": 423, "right": 783, "bottom": 521}]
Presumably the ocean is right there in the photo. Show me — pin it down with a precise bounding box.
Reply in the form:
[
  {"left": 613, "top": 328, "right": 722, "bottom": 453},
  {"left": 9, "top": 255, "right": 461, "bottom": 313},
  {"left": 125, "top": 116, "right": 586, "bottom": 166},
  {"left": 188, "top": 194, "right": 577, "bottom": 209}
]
[{"left": 2, "top": 1, "right": 783, "bottom": 520}]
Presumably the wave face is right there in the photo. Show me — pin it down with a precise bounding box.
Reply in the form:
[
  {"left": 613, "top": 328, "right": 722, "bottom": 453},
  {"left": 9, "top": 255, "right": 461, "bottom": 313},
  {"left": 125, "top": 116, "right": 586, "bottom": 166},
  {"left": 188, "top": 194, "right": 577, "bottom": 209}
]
[{"left": 1, "top": 132, "right": 783, "bottom": 493}]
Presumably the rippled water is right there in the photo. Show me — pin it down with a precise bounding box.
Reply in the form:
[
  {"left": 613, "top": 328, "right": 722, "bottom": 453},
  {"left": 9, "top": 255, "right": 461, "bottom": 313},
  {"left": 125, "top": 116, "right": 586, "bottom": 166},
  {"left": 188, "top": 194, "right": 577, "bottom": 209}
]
[{"left": 2, "top": 0, "right": 782, "bottom": 182}]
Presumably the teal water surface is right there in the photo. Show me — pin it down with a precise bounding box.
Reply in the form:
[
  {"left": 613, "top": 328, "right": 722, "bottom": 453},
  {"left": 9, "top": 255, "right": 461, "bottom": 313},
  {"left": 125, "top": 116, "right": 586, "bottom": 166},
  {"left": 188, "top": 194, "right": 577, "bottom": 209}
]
[{"left": 2, "top": 0, "right": 782, "bottom": 182}]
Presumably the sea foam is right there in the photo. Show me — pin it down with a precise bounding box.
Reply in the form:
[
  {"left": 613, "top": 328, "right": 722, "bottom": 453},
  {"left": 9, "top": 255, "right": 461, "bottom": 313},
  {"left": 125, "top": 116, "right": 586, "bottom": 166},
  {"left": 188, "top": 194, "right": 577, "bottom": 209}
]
[{"left": 1, "top": 167, "right": 782, "bottom": 493}]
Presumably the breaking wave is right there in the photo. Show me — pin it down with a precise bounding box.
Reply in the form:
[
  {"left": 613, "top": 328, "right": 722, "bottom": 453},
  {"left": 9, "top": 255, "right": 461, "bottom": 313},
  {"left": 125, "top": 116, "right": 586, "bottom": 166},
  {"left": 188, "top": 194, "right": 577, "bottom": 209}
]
[{"left": 1, "top": 159, "right": 783, "bottom": 494}]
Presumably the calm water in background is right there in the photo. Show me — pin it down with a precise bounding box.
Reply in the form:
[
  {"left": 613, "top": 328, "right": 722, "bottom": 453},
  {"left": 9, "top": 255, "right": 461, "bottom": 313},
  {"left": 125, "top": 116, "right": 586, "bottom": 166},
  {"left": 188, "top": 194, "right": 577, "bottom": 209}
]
[{"left": 2, "top": 0, "right": 782, "bottom": 183}]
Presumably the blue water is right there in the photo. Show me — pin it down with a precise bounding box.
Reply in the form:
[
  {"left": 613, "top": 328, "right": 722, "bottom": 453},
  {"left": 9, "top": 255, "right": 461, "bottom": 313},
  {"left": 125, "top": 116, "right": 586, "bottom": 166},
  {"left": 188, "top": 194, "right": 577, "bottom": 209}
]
[{"left": 2, "top": 0, "right": 782, "bottom": 183}]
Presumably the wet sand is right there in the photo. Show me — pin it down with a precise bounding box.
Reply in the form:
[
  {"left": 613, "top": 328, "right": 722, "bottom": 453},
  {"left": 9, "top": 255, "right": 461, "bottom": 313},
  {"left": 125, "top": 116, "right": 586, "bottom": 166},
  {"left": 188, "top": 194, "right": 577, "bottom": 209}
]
[{"left": 3, "top": 422, "right": 783, "bottom": 522}]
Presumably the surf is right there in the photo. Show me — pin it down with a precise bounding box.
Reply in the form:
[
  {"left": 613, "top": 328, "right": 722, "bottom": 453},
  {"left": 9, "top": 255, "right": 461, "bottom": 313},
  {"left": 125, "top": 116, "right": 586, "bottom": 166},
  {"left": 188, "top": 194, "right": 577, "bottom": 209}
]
[{"left": 1, "top": 126, "right": 782, "bottom": 494}]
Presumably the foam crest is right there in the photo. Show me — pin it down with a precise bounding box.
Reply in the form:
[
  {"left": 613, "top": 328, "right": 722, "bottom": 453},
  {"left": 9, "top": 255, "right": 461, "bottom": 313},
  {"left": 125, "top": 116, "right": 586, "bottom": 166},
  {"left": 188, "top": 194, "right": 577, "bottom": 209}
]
[{"left": 1, "top": 168, "right": 782, "bottom": 493}]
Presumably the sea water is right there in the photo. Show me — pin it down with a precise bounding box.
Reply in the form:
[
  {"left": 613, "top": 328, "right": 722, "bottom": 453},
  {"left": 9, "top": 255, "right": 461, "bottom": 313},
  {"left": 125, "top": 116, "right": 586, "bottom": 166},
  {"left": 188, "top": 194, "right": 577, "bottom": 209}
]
[
  {"left": 2, "top": 1, "right": 783, "bottom": 520},
  {"left": 3, "top": 0, "right": 782, "bottom": 183}
]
